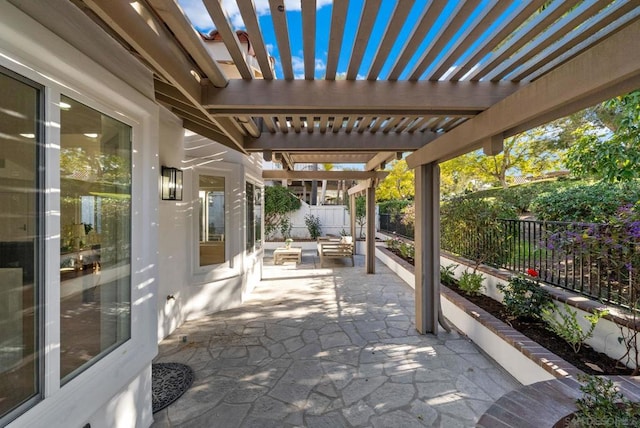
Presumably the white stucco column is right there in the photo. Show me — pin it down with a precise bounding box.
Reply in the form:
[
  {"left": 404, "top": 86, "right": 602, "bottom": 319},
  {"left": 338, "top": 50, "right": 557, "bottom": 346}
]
[{"left": 414, "top": 163, "right": 440, "bottom": 334}]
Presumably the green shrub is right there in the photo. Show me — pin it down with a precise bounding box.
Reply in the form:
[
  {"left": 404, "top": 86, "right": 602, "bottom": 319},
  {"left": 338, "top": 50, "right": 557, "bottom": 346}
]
[
  {"left": 304, "top": 214, "right": 322, "bottom": 239},
  {"left": 531, "top": 181, "right": 640, "bottom": 222},
  {"left": 440, "top": 197, "right": 517, "bottom": 268},
  {"left": 385, "top": 238, "right": 415, "bottom": 261},
  {"left": 458, "top": 271, "right": 485, "bottom": 296},
  {"left": 440, "top": 264, "right": 458, "bottom": 286},
  {"left": 574, "top": 374, "right": 640, "bottom": 427},
  {"left": 500, "top": 180, "right": 576, "bottom": 214},
  {"left": 497, "top": 274, "right": 553, "bottom": 320},
  {"left": 378, "top": 199, "right": 412, "bottom": 216},
  {"left": 541, "top": 304, "right": 608, "bottom": 353},
  {"left": 468, "top": 180, "right": 578, "bottom": 213},
  {"left": 264, "top": 185, "right": 301, "bottom": 239}
]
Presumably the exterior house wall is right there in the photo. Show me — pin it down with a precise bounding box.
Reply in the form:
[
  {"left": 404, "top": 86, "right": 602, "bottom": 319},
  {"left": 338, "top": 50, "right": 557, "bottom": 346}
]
[
  {"left": 1, "top": 2, "right": 158, "bottom": 427},
  {"left": 156, "top": 110, "right": 267, "bottom": 337},
  {"left": 157, "top": 109, "right": 190, "bottom": 340},
  {"left": 1, "top": 2, "right": 264, "bottom": 426},
  {"left": 0, "top": 0, "right": 267, "bottom": 425}
]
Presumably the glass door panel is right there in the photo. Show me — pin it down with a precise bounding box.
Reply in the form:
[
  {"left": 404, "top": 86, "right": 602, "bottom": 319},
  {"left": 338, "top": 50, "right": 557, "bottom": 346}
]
[{"left": 0, "top": 69, "right": 41, "bottom": 420}]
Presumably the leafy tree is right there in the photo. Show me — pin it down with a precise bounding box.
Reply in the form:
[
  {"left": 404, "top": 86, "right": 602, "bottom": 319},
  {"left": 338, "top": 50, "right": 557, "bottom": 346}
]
[
  {"left": 566, "top": 90, "right": 640, "bottom": 182},
  {"left": 346, "top": 195, "right": 367, "bottom": 238},
  {"left": 264, "top": 185, "right": 301, "bottom": 239},
  {"left": 376, "top": 159, "right": 414, "bottom": 201},
  {"left": 440, "top": 155, "right": 482, "bottom": 195},
  {"left": 454, "top": 129, "right": 564, "bottom": 189}
]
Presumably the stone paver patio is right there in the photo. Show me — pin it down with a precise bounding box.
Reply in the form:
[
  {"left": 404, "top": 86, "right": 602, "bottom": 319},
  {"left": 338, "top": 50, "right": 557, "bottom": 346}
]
[{"left": 151, "top": 251, "right": 520, "bottom": 427}]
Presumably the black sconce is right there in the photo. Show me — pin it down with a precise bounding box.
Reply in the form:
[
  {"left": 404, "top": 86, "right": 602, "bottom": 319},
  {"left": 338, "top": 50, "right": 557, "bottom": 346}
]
[{"left": 161, "top": 166, "right": 183, "bottom": 200}]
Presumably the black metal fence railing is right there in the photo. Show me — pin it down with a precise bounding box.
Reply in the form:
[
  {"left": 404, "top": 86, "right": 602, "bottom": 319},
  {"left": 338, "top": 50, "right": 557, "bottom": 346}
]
[
  {"left": 379, "top": 213, "right": 414, "bottom": 240},
  {"left": 379, "top": 215, "right": 639, "bottom": 309}
]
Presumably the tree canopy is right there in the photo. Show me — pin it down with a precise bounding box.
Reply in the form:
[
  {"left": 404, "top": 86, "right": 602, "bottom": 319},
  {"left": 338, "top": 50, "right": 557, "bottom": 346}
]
[
  {"left": 375, "top": 159, "right": 414, "bottom": 201},
  {"left": 441, "top": 127, "right": 566, "bottom": 192},
  {"left": 565, "top": 90, "right": 640, "bottom": 182}
]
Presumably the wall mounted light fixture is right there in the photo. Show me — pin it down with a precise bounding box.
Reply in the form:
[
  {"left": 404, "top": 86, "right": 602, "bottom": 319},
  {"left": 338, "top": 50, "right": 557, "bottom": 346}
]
[{"left": 161, "top": 166, "right": 183, "bottom": 200}]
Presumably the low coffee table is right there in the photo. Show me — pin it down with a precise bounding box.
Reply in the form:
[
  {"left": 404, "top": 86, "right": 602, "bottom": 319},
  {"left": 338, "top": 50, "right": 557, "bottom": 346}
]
[{"left": 273, "top": 247, "right": 302, "bottom": 265}]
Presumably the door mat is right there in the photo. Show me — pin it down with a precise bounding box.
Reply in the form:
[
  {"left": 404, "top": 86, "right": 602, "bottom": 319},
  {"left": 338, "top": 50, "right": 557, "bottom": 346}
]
[{"left": 152, "top": 362, "right": 195, "bottom": 413}]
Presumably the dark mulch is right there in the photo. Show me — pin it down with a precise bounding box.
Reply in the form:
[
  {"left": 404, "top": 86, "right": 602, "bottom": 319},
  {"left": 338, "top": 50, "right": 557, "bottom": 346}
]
[{"left": 445, "top": 281, "right": 633, "bottom": 376}]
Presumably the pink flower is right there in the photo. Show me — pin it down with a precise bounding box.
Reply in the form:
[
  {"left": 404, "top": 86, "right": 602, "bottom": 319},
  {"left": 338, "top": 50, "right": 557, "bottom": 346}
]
[{"left": 527, "top": 268, "right": 539, "bottom": 278}]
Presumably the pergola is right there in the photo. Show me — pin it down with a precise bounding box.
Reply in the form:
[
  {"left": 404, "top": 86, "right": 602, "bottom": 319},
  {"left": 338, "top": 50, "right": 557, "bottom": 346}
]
[{"left": 57, "top": 0, "right": 640, "bottom": 334}]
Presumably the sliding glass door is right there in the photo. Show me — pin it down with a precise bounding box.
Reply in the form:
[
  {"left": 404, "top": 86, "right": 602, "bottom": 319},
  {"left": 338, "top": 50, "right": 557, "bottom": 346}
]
[{"left": 0, "top": 69, "right": 42, "bottom": 421}]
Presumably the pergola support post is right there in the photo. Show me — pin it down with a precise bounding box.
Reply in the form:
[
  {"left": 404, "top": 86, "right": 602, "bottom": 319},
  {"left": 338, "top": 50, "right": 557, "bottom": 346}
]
[
  {"left": 349, "top": 194, "right": 356, "bottom": 241},
  {"left": 415, "top": 163, "right": 440, "bottom": 334},
  {"left": 365, "top": 184, "right": 376, "bottom": 274}
]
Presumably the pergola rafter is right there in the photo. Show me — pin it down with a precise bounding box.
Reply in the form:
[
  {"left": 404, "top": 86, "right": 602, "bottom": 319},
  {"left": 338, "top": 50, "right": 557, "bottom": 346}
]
[
  {"left": 66, "top": 0, "right": 640, "bottom": 334},
  {"left": 71, "top": 0, "right": 640, "bottom": 170}
]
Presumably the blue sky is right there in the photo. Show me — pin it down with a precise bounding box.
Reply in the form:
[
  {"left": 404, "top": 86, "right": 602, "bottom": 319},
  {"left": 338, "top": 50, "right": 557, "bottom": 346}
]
[{"left": 177, "top": 0, "right": 519, "bottom": 80}]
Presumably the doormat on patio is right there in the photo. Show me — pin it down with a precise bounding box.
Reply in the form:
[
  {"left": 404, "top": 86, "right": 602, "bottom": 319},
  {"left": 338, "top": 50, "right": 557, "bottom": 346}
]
[{"left": 152, "top": 362, "right": 195, "bottom": 413}]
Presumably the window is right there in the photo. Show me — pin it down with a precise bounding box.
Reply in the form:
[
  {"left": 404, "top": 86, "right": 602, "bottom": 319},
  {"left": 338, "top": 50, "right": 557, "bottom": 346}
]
[
  {"left": 59, "top": 95, "right": 131, "bottom": 382},
  {"left": 0, "top": 69, "right": 43, "bottom": 421},
  {"left": 254, "top": 186, "right": 262, "bottom": 250},
  {"left": 199, "top": 175, "right": 225, "bottom": 266},
  {"left": 246, "top": 182, "right": 262, "bottom": 252}
]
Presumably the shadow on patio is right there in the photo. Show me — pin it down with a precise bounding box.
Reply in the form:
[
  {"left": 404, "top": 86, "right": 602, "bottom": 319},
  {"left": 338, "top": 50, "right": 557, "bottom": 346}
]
[{"left": 151, "top": 251, "right": 520, "bottom": 427}]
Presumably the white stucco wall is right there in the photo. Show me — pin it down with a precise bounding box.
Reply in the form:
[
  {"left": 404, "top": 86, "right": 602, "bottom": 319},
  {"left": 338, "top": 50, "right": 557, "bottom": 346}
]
[
  {"left": 1, "top": 2, "right": 158, "bottom": 427},
  {"left": 440, "top": 253, "right": 637, "bottom": 369},
  {"left": 156, "top": 131, "right": 265, "bottom": 339},
  {"left": 157, "top": 109, "right": 190, "bottom": 340}
]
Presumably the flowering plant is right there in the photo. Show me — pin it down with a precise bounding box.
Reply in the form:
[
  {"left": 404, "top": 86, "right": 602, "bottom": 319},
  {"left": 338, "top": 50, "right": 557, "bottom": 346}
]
[{"left": 526, "top": 268, "right": 539, "bottom": 278}]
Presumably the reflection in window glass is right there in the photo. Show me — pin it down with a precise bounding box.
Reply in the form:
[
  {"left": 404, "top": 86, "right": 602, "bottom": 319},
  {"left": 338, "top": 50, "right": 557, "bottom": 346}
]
[
  {"left": 59, "top": 95, "right": 131, "bottom": 382},
  {"left": 246, "top": 183, "right": 262, "bottom": 252},
  {"left": 246, "top": 182, "right": 254, "bottom": 252},
  {"left": 255, "top": 186, "right": 262, "bottom": 250},
  {"left": 0, "top": 70, "right": 42, "bottom": 420},
  {"left": 199, "top": 175, "right": 225, "bottom": 266}
]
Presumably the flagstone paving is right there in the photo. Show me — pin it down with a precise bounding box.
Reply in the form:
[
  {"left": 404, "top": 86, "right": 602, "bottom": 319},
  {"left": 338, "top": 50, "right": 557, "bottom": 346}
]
[{"left": 151, "top": 251, "right": 520, "bottom": 427}]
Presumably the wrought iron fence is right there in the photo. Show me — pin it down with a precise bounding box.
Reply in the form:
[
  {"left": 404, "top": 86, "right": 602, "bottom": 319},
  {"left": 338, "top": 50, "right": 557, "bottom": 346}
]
[
  {"left": 380, "top": 213, "right": 639, "bottom": 309},
  {"left": 379, "top": 213, "right": 414, "bottom": 239},
  {"left": 446, "top": 219, "right": 639, "bottom": 308}
]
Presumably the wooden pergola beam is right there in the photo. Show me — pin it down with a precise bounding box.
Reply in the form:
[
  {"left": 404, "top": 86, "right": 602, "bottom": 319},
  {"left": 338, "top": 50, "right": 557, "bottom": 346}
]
[
  {"left": 365, "top": 152, "right": 397, "bottom": 171},
  {"left": 202, "top": 80, "right": 520, "bottom": 114},
  {"left": 263, "top": 171, "right": 388, "bottom": 181},
  {"left": 406, "top": 19, "right": 640, "bottom": 168},
  {"left": 347, "top": 179, "right": 373, "bottom": 196},
  {"left": 146, "top": 0, "right": 228, "bottom": 87},
  {"left": 82, "top": 0, "right": 247, "bottom": 153},
  {"left": 245, "top": 130, "right": 436, "bottom": 152}
]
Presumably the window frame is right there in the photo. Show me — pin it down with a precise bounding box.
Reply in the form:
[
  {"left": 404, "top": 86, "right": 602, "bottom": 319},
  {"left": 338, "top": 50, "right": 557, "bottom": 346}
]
[
  {"left": 245, "top": 178, "right": 263, "bottom": 254},
  {"left": 0, "top": 65, "right": 45, "bottom": 426},
  {"left": 192, "top": 165, "right": 240, "bottom": 282},
  {"left": 57, "top": 93, "right": 133, "bottom": 385}
]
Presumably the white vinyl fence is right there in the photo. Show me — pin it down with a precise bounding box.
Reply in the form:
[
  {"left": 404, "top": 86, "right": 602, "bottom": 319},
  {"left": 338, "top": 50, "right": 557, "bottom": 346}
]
[{"left": 270, "top": 201, "right": 378, "bottom": 239}]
